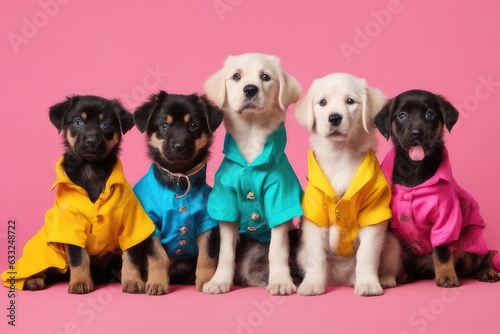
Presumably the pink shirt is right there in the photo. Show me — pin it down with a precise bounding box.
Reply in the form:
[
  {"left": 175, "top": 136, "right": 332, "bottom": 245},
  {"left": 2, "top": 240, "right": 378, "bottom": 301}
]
[{"left": 381, "top": 148, "right": 488, "bottom": 256}]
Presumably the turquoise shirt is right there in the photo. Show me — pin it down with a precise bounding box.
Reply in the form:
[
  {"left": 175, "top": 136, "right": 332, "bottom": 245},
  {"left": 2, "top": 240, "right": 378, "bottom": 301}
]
[
  {"left": 207, "top": 124, "right": 303, "bottom": 243},
  {"left": 133, "top": 165, "right": 218, "bottom": 259}
]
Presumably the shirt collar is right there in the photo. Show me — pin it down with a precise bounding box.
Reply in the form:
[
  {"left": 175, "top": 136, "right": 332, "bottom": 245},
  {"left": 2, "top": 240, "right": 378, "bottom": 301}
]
[
  {"left": 222, "top": 123, "right": 287, "bottom": 167},
  {"left": 51, "top": 156, "right": 128, "bottom": 193}
]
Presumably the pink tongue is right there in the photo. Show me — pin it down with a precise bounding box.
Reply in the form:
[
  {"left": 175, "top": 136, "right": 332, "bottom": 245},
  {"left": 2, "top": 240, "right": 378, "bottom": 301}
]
[{"left": 409, "top": 146, "right": 425, "bottom": 161}]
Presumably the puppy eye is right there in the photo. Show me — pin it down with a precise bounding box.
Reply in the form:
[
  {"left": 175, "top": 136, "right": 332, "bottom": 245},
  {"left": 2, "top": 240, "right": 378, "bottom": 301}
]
[
  {"left": 189, "top": 122, "right": 198, "bottom": 132},
  {"left": 101, "top": 120, "right": 110, "bottom": 129},
  {"left": 425, "top": 111, "right": 435, "bottom": 120},
  {"left": 74, "top": 118, "right": 84, "bottom": 127},
  {"left": 261, "top": 73, "right": 271, "bottom": 81},
  {"left": 346, "top": 98, "right": 356, "bottom": 105},
  {"left": 398, "top": 112, "right": 407, "bottom": 120},
  {"left": 232, "top": 73, "right": 241, "bottom": 81},
  {"left": 319, "top": 99, "right": 327, "bottom": 107},
  {"left": 160, "top": 122, "right": 168, "bottom": 130}
]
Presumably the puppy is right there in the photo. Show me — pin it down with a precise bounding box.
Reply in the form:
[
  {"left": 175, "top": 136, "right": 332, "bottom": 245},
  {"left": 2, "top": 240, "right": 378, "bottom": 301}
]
[
  {"left": 375, "top": 89, "right": 500, "bottom": 287},
  {"left": 202, "top": 53, "right": 303, "bottom": 295},
  {"left": 1, "top": 95, "right": 168, "bottom": 295},
  {"left": 133, "top": 91, "right": 224, "bottom": 291},
  {"left": 295, "top": 73, "right": 400, "bottom": 296}
]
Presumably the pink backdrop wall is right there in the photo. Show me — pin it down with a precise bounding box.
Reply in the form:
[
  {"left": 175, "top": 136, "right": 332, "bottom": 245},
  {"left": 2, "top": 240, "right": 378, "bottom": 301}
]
[{"left": 1, "top": 1, "right": 499, "bottom": 333}]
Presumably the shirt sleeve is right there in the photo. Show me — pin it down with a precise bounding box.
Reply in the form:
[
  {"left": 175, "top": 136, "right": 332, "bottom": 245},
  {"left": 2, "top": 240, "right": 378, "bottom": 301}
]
[
  {"left": 45, "top": 200, "right": 88, "bottom": 247},
  {"left": 358, "top": 180, "right": 393, "bottom": 227},
  {"left": 429, "top": 186, "right": 462, "bottom": 248},
  {"left": 301, "top": 183, "right": 329, "bottom": 227},
  {"left": 207, "top": 161, "right": 240, "bottom": 223}
]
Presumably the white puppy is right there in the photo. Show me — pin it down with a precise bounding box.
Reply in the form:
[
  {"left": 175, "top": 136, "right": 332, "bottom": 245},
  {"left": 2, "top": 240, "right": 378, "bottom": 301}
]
[
  {"left": 203, "top": 53, "right": 303, "bottom": 295},
  {"left": 295, "top": 73, "right": 400, "bottom": 296}
]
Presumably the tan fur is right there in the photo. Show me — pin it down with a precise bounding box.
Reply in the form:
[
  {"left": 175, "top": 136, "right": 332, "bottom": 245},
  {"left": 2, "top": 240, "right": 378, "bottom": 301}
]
[
  {"left": 81, "top": 112, "right": 87, "bottom": 120},
  {"left": 66, "top": 131, "right": 76, "bottom": 149},
  {"left": 106, "top": 132, "right": 120, "bottom": 151},
  {"left": 144, "top": 237, "right": 169, "bottom": 295},
  {"left": 68, "top": 248, "right": 94, "bottom": 294},
  {"left": 149, "top": 133, "right": 165, "bottom": 156},
  {"left": 194, "top": 133, "right": 209, "bottom": 155},
  {"left": 166, "top": 115, "right": 173, "bottom": 124},
  {"left": 24, "top": 272, "right": 46, "bottom": 290},
  {"left": 121, "top": 249, "right": 146, "bottom": 294},
  {"left": 432, "top": 251, "right": 460, "bottom": 287},
  {"left": 195, "top": 231, "right": 218, "bottom": 291},
  {"left": 184, "top": 114, "right": 191, "bottom": 123}
]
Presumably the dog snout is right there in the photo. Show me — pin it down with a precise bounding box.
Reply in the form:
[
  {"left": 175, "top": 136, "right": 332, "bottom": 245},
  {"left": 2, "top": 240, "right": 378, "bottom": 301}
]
[
  {"left": 328, "top": 113, "right": 343, "bottom": 126},
  {"left": 411, "top": 129, "right": 423, "bottom": 139},
  {"left": 172, "top": 141, "right": 187, "bottom": 153},
  {"left": 243, "top": 85, "right": 259, "bottom": 99},
  {"left": 85, "top": 136, "right": 99, "bottom": 149}
]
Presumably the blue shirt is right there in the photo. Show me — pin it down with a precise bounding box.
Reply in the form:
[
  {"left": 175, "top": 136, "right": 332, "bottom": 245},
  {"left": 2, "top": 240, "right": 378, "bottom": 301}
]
[
  {"left": 133, "top": 164, "right": 218, "bottom": 259},
  {"left": 207, "top": 124, "right": 304, "bottom": 243}
]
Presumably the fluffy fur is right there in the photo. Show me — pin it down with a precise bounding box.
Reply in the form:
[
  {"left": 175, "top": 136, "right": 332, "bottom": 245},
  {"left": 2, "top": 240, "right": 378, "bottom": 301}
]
[
  {"left": 202, "top": 53, "right": 302, "bottom": 295},
  {"left": 375, "top": 89, "right": 499, "bottom": 286},
  {"left": 295, "top": 73, "right": 400, "bottom": 296}
]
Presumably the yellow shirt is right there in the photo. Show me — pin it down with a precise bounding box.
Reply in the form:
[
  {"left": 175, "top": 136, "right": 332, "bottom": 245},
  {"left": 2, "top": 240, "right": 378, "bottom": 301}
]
[
  {"left": 302, "top": 150, "right": 392, "bottom": 256},
  {"left": 2, "top": 157, "right": 155, "bottom": 290}
]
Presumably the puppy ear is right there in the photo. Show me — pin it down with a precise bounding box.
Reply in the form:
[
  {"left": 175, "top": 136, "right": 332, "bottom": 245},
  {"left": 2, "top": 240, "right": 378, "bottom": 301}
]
[
  {"left": 294, "top": 89, "right": 314, "bottom": 132},
  {"left": 362, "top": 86, "right": 386, "bottom": 132},
  {"left": 111, "top": 100, "right": 134, "bottom": 135},
  {"left": 49, "top": 96, "right": 79, "bottom": 133},
  {"left": 204, "top": 65, "right": 228, "bottom": 108},
  {"left": 278, "top": 71, "right": 302, "bottom": 111},
  {"left": 199, "top": 94, "right": 224, "bottom": 133},
  {"left": 374, "top": 99, "right": 394, "bottom": 140},
  {"left": 439, "top": 96, "right": 459, "bottom": 133},
  {"left": 134, "top": 91, "right": 168, "bottom": 133}
]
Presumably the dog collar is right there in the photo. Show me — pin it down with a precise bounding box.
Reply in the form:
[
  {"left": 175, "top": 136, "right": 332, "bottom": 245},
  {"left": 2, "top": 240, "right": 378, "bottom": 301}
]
[{"left": 153, "top": 161, "right": 206, "bottom": 198}]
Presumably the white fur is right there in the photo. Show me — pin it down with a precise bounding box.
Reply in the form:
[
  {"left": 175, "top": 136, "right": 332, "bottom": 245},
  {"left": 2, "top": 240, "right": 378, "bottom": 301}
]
[
  {"left": 295, "top": 73, "right": 400, "bottom": 296},
  {"left": 203, "top": 53, "right": 301, "bottom": 295}
]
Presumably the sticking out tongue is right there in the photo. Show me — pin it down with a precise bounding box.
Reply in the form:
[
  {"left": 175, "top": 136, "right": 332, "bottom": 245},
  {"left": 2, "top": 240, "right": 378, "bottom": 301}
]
[{"left": 408, "top": 146, "right": 425, "bottom": 161}]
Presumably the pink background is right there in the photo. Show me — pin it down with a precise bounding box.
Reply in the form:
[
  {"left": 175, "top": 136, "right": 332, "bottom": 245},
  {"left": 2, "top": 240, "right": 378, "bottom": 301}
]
[{"left": 1, "top": 0, "right": 499, "bottom": 333}]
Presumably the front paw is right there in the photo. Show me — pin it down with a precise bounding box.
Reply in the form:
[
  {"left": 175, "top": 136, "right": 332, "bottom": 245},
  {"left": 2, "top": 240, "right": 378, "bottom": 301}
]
[
  {"left": 435, "top": 274, "right": 460, "bottom": 288},
  {"left": 122, "top": 279, "right": 145, "bottom": 294},
  {"left": 476, "top": 268, "right": 500, "bottom": 283},
  {"left": 196, "top": 268, "right": 217, "bottom": 292},
  {"left": 25, "top": 277, "right": 46, "bottom": 291},
  {"left": 203, "top": 279, "right": 232, "bottom": 294},
  {"left": 354, "top": 281, "right": 383, "bottom": 296},
  {"left": 145, "top": 282, "right": 169, "bottom": 295},
  {"left": 379, "top": 274, "right": 397, "bottom": 289},
  {"left": 297, "top": 280, "right": 326, "bottom": 296},
  {"left": 267, "top": 280, "right": 296, "bottom": 296},
  {"left": 69, "top": 278, "right": 94, "bottom": 294}
]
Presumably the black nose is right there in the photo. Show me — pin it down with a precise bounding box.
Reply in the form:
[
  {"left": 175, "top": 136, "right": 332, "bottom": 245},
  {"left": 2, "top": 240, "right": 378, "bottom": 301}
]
[
  {"left": 411, "top": 129, "right": 423, "bottom": 138},
  {"left": 172, "top": 142, "right": 187, "bottom": 153},
  {"left": 243, "top": 85, "right": 258, "bottom": 98},
  {"left": 85, "top": 136, "right": 98, "bottom": 148},
  {"left": 329, "top": 113, "right": 343, "bottom": 126}
]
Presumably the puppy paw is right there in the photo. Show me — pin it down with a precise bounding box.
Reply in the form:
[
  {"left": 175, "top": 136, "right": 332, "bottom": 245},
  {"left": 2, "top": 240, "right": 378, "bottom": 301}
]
[
  {"left": 435, "top": 274, "right": 460, "bottom": 288},
  {"left": 145, "top": 282, "right": 169, "bottom": 296},
  {"left": 476, "top": 268, "right": 500, "bottom": 283},
  {"left": 68, "top": 278, "right": 94, "bottom": 294},
  {"left": 195, "top": 268, "right": 217, "bottom": 292},
  {"left": 297, "top": 281, "right": 326, "bottom": 296},
  {"left": 354, "top": 281, "right": 383, "bottom": 296},
  {"left": 202, "top": 280, "right": 231, "bottom": 294},
  {"left": 379, "top": 274, "right": 397, "bottom": 289},
  {"left": 122, "top": 280, "right": 146, "bottom": 294},
  {"left": 267, "top": 280, "right": 296, "bottom": 296},
  {"left": 24, "top": 277, "right": 46, "bottom": 291}
]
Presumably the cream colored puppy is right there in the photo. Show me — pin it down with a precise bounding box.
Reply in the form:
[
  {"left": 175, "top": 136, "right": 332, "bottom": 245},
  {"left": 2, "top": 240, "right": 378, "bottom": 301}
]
[
  {"left": 295, "top": 73, "right": 400, "bottom": 296},
  {"left": 203, "top": 53, "right": 303, "bottom": 295}
]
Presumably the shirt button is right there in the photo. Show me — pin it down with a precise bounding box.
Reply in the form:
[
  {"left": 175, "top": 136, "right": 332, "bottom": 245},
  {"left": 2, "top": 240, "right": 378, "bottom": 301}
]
[
  {"left": 247, "top": 226, "right": 257, "bottom": 232},
  {"left": 179, "top": 226, "right": 188, "bottom": 234},
  {"left": 250, "top": 213, "right": 260, "bottom": 221},
  {"left": 400, "top": 215, "right": 411, "bottom": 222},
  {"left": 96, "top": 215, "right": 103, "bottom": 222},
  {"left": 179, "top": 240, "right": 187, "bottom": 246},
  {"left": 247, "top": 192, "right": 255, "bottom": 200},
  {"left": 403, "top": 193, "right": 411, "bottom": 200},
  {"left": 179, "top": 206, "right": 188, "bottom": 213},
  {"left": 175, "top": 249, "right": 184, "bottom": 256},
  {"left": 336, "top": 210, "right": 341, "bottom": 218}
]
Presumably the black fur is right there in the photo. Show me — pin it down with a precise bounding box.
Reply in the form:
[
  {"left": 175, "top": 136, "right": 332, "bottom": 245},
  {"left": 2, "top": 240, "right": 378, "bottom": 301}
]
[{"left": 376, "top": 89, "right": 499, "bottom": 284}]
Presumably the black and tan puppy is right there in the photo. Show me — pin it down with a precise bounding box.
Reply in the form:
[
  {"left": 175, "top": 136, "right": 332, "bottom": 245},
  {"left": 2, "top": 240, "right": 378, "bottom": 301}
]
[
  {"left": 1, "top": 95, "right": 168, "bottom": 295},
  {"left": 133, "top": 91, "right": 223, "bottom": 291},
  {"left": 375, "top": 89, "right": 499, "bottom": 287}
]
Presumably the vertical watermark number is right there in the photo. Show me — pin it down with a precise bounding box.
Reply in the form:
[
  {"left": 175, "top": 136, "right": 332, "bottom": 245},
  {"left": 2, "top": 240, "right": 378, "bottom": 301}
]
[{"left": 6, "top": 219, "right": 17, "bottom": 326}]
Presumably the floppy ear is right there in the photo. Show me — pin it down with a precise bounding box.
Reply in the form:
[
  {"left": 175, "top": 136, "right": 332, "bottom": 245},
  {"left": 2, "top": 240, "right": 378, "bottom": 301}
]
[
  {"left": 111, "top": 100, "right": 134, "bottom": 134},
  {"left": 204, "top": 57, "right": 233, "bottom": 108},
  {"left": 278, "top": 70, "right": 302, "bottom": 111},
  {"left": 134, "top": 91, "right": 168, "bottom": 133},
  {"left": 361, "top": 86, "right": 386, "bottom": 132},
  {"left": 294, "top": 88, "right": 314, "bottom": 132},
  {"left": 374, "top": 99, "right": 394, "bottom": 140},
  {"left": 439, "top": 96, "right": 459, "bottom": 133},
  {"left": 199, "top": 94, "right": 224, "bottom": 133},
  {"left": 49, "top": 96, "right": 80, "bottom": 133}
]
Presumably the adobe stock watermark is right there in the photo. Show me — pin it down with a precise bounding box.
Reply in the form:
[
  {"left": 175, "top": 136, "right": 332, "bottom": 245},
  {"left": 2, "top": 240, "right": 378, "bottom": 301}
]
[
  {"left": 399, "top": 285, "right": 467, "bottom": 334},
  {"left": 213, "top": 0, "right": 243, "bottom": 21},
  {"left": 340, "top": 0, "right": 409, "bottom": 63},
  {"left": 120, "top": 65, "right": 170, "bottom": 109},
  {"left": 455, "top": 74, "right": 499, "bottom": 125},
  {"left": 223, "top": 295, "right": 286, "bottom": 334},
  {"left": 7, "top": 0, "right": 72, "bottom": 54}
]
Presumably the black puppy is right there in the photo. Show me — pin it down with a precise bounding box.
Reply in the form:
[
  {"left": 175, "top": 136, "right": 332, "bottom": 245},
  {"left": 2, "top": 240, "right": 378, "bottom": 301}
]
[
  {"left": 133, "top": 91, "right": 223, "bottom": 291},
  {"left": 4, "top": 95, "right": 168, "bottom": 295},
  {"left": 375, "top": 89, "right": 499, "bottom": 287}
]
